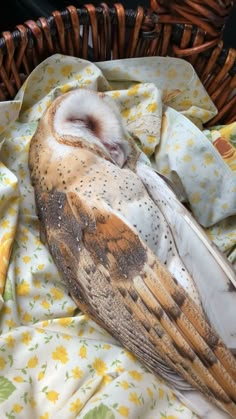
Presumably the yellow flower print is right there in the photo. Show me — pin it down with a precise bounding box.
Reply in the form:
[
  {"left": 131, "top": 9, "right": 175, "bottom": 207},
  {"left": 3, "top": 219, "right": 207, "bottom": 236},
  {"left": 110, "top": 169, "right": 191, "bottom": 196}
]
[
  {"left": 222, "top": 203, "right": 229, "bottom": 210},
  {"left": 191, "top": 191, "right": 201, "bottom": 204},
  {"left": 29, "top": 398, "right": 36, "bottom": 408},
  {"left": 183, "top": 154, "right": 192, "bottom": 162},
  {"left": 78, "top": 329, "right": 84, "bottom": 338},
  {"left": 37, "top": 264, "right": 45, "bottom": 271},
  {"left": 147, "top": 135, "right": 157, "bottom": 144},
  {"left": 127, "top": 84, "right": 140, "bottom": 96},
  {"left": 13, "top": 144, "right": 21, "bottom": 153},
  {"left": 33, "top": 279, "right": 41, "bottom": 289},
  {"left": 103, "top": 375, "right": 112, "bottom": 385},
  {"left": 179, "top": 99, "right": 192, "bottom": 107},
  {"left": 158, "top": 387, "right": 165, "bottom": 399},
  {"left": 71, "top": 366, "right": 83, "bottom": 379},
  {"left": 147, "top": 102, "right": 158, "bottom": 113},
  {"left": 118, "top": 406, "right": 129, "bottom": 417},
  {"left": 128, "top": 370, "right": 143, "bottom": 381},
  {"left": 170, "top": 391, "right": 176, "bottom": 401},
  {"left": 142, "top": 91, "right": 151, "bottom": 99},
  {"left": 142, "top": 146, "right": 153, "bottom": 157},
  {"left": 111, "top": 91, "right": 121, "bottom": 98},
  {"left": 167, "top": 68, "right": 177, "bottom": 80},
  {"left": 21, "top": 235, "right": 28, "bottom": 243},
  {"left": 165, "top": 416, "right": 178, "bottom": 419},
  {"left": 14, "top": 266, "right": 20, "bottom": 275},
  {"left": 46, "top": 100, "right": 52, "bottom": 109},
  {"left": 83, "top": 79, "right": 92, "bottom": 86},
  {"left": 124, "top": 350, "right": 137, "bottom": 362},
  {"left": 69, "top": 398, "right": 83, "bottom": 413},
  {"left": 85, "top": 67, "right": 93, "bottom": 75},
  {"left": 103, "top": 344, "right": 111, "bottom": 350},
  {"left": 4, "top": 178, "right": 18, "bottom": 190},
  {"left": 121, "top": 109, "right": 130, "bottom": 118},
  {"left": 60, "top": 84, "right": 72, "bottom": 94},
  {"left": 40, "top": 413, "right": 49, "bottom": 419},
  {"left": 13, "top": 376, "right": 24, "bottom": 383},
  {"left": 92, "top": 358, "right": 107, "bottom": 376},
  {"left": 67, "top": 306, "right": 75, "bottom": 315},
  {"left": 2, "top": 306, "right": 11, "bottom": 315},
  {"left": 0, "top": 357, "right": 5, "bottom": 370},
  {"left": 46, "top": 391, "right": 59, "bottom": 403},
  {"left": 191, "top": 164, "right": 196, "bottom": 172},
  {"left": 115, "top": 365, "right": 125, "bottom": 374},
  {"left": 23, "top": 256, "right": 31, "bottom": 264},
  {"left": 32, "top": 92, "right": 40, "bottom": 101},
  {"left": 120, "top": 380, "right": 129, "bottom": 390},
  {"left": 74, "top": 74, "right": 82, "bottom": 80},
  {"left": 0, "top": 219, "right": 10, "bottom": 229},
  {"left": 46, "top": 78, "right": 56, "bottom": 89},
  {"left": 173, "top": 144, "right": 181, "bottom": 151},
  {"left": 204, "top": 153, "right": 215, "bottom": 165},
  {"left": 16, "top": 280, "right": 30, "bottom": 296},
  {"left": 5, "top": 335, "right": 15, "bottom": 348},
  {"left": 203, "top": 96, "right": 210, "bottom": 103},
  {"left": 18, "top": 169, "right": 26, "bottom": 179},
  {"left": 62, "top": 333, "right": 72, "bottom": 341},
  {"left": 187, "top": 138, "right": 195, "bottom": 146},
  {"left": 202, "top": 110, "right": 211, "bottom": 120},
  {"left": 27, "top": 356, "right": 38, "bottom": 368},
  {"left": 13, "top": 404, "right": 23, "bottom": 413},
  {"left": 162, "top": 165, "right": 170, "bottom": 175},
  {"left": 0, "top": 230, "right": 15, "bottom": 292},
  {"left": 5, "top": 319, "right": 16, "bottom": 328},
  {"left": 129, "top": 391, "right": 141, "bottom": 405},
  {"left": 8, "top": 207, "right": 17, "bottom": 216},
  {"left": 41, "top": 300, "right": 50, "bottom": 310},
  {"left": 21, "top": 331, "right": 32, "bottom": 345},
  {"left": 52, "top": 346, "right": 69, "bottom": 364},
  {"left": 58, "top": 317, "right": 73, "bottom": 326},
  {"left": 22, "top": 312, "right": 32, "bottom": 323},
  {"left": 38, "top": 371, "right": 45, "bottom": 381},
  {"left": 36, "top": 327, "right": 45, "bottom": 334},
  {"left": 147, "top": 387, "right": 154, "bottom": 398},
  {"left": 47, "top": 66, "right": 54, "bottom": 74},
  {"left": 79, "top": 346, "right": 87, "bottom": 359},
  {"left": 50, "top": 287, "right": 64, "bottom": 300}
]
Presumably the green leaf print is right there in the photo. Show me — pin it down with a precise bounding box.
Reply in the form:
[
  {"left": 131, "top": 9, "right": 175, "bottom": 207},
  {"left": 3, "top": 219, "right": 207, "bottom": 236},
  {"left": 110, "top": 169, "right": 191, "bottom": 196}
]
[
  {"left": 229, "top": 133, "right": 236, "bottom": 148},
  {"left": 0, "top": 376, "right": 16, "bottom": 403},
  {"left": 82, "top": 404, "right": 115, "bottom": 419},
  {"left": 3, "top": 278, "right": 14, "bottom": 302}
]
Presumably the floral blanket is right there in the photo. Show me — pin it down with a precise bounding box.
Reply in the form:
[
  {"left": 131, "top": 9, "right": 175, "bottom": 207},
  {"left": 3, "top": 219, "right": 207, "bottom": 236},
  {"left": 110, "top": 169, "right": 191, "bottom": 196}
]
[{"left": 0, "top": 54, "right": 235, "bottom": 418}]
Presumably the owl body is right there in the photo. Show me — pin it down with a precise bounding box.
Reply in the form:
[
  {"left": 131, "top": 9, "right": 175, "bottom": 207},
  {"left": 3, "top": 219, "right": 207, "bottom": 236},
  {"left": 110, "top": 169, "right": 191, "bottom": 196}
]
[
  {"left": 29, "top": 89, "right": 236, "bottom": 419},
  {"left": 30, "top": 122, "right": 199, "bottom": 303}
]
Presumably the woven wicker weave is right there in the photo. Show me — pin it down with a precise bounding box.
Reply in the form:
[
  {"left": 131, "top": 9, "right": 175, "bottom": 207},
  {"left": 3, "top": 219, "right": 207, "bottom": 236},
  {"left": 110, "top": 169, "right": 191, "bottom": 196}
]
[{"left": 0, "top": 1, "right": 235, "bottom": 126}]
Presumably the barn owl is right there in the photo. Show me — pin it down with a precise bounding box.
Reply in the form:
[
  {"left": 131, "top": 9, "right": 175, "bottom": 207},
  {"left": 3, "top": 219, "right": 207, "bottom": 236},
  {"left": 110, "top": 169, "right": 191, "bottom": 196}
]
[{"left": 29, "top": 89, "right": 236, "bottom": 419}]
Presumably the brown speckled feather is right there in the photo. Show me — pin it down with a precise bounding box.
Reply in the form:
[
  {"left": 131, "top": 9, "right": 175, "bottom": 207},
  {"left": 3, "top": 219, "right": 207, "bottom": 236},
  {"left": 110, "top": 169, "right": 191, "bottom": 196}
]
[{"left": 29, "top": 89, "right": 236, "bottom": 418}]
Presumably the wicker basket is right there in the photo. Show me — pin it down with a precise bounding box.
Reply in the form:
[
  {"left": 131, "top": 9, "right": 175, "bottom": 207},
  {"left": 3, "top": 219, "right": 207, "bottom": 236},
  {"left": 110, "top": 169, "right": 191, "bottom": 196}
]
[{"left": 0, "top": 1, "right": 235, "bottom": 126}]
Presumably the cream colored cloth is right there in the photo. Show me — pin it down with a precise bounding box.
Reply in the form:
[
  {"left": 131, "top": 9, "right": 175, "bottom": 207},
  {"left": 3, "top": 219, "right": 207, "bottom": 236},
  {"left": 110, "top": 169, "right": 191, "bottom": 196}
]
[{"left": 0, "top": 54, "right": 235, "bottom": 419}]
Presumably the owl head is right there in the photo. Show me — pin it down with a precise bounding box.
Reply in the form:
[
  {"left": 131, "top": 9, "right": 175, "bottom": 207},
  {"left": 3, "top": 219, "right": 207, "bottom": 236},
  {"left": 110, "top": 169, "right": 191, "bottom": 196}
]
[{"left": 49, "top": 88, "right": 132, "bottom": 167}]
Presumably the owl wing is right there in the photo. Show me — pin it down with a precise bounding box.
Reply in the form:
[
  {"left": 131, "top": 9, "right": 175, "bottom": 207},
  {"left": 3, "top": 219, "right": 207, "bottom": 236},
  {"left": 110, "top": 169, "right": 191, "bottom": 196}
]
[
  {"left": 136, "top": 161, "right": 236, "bottom": 353},
  {"left": 34, "top": 185, "right": 236, "bottom": 418}
]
